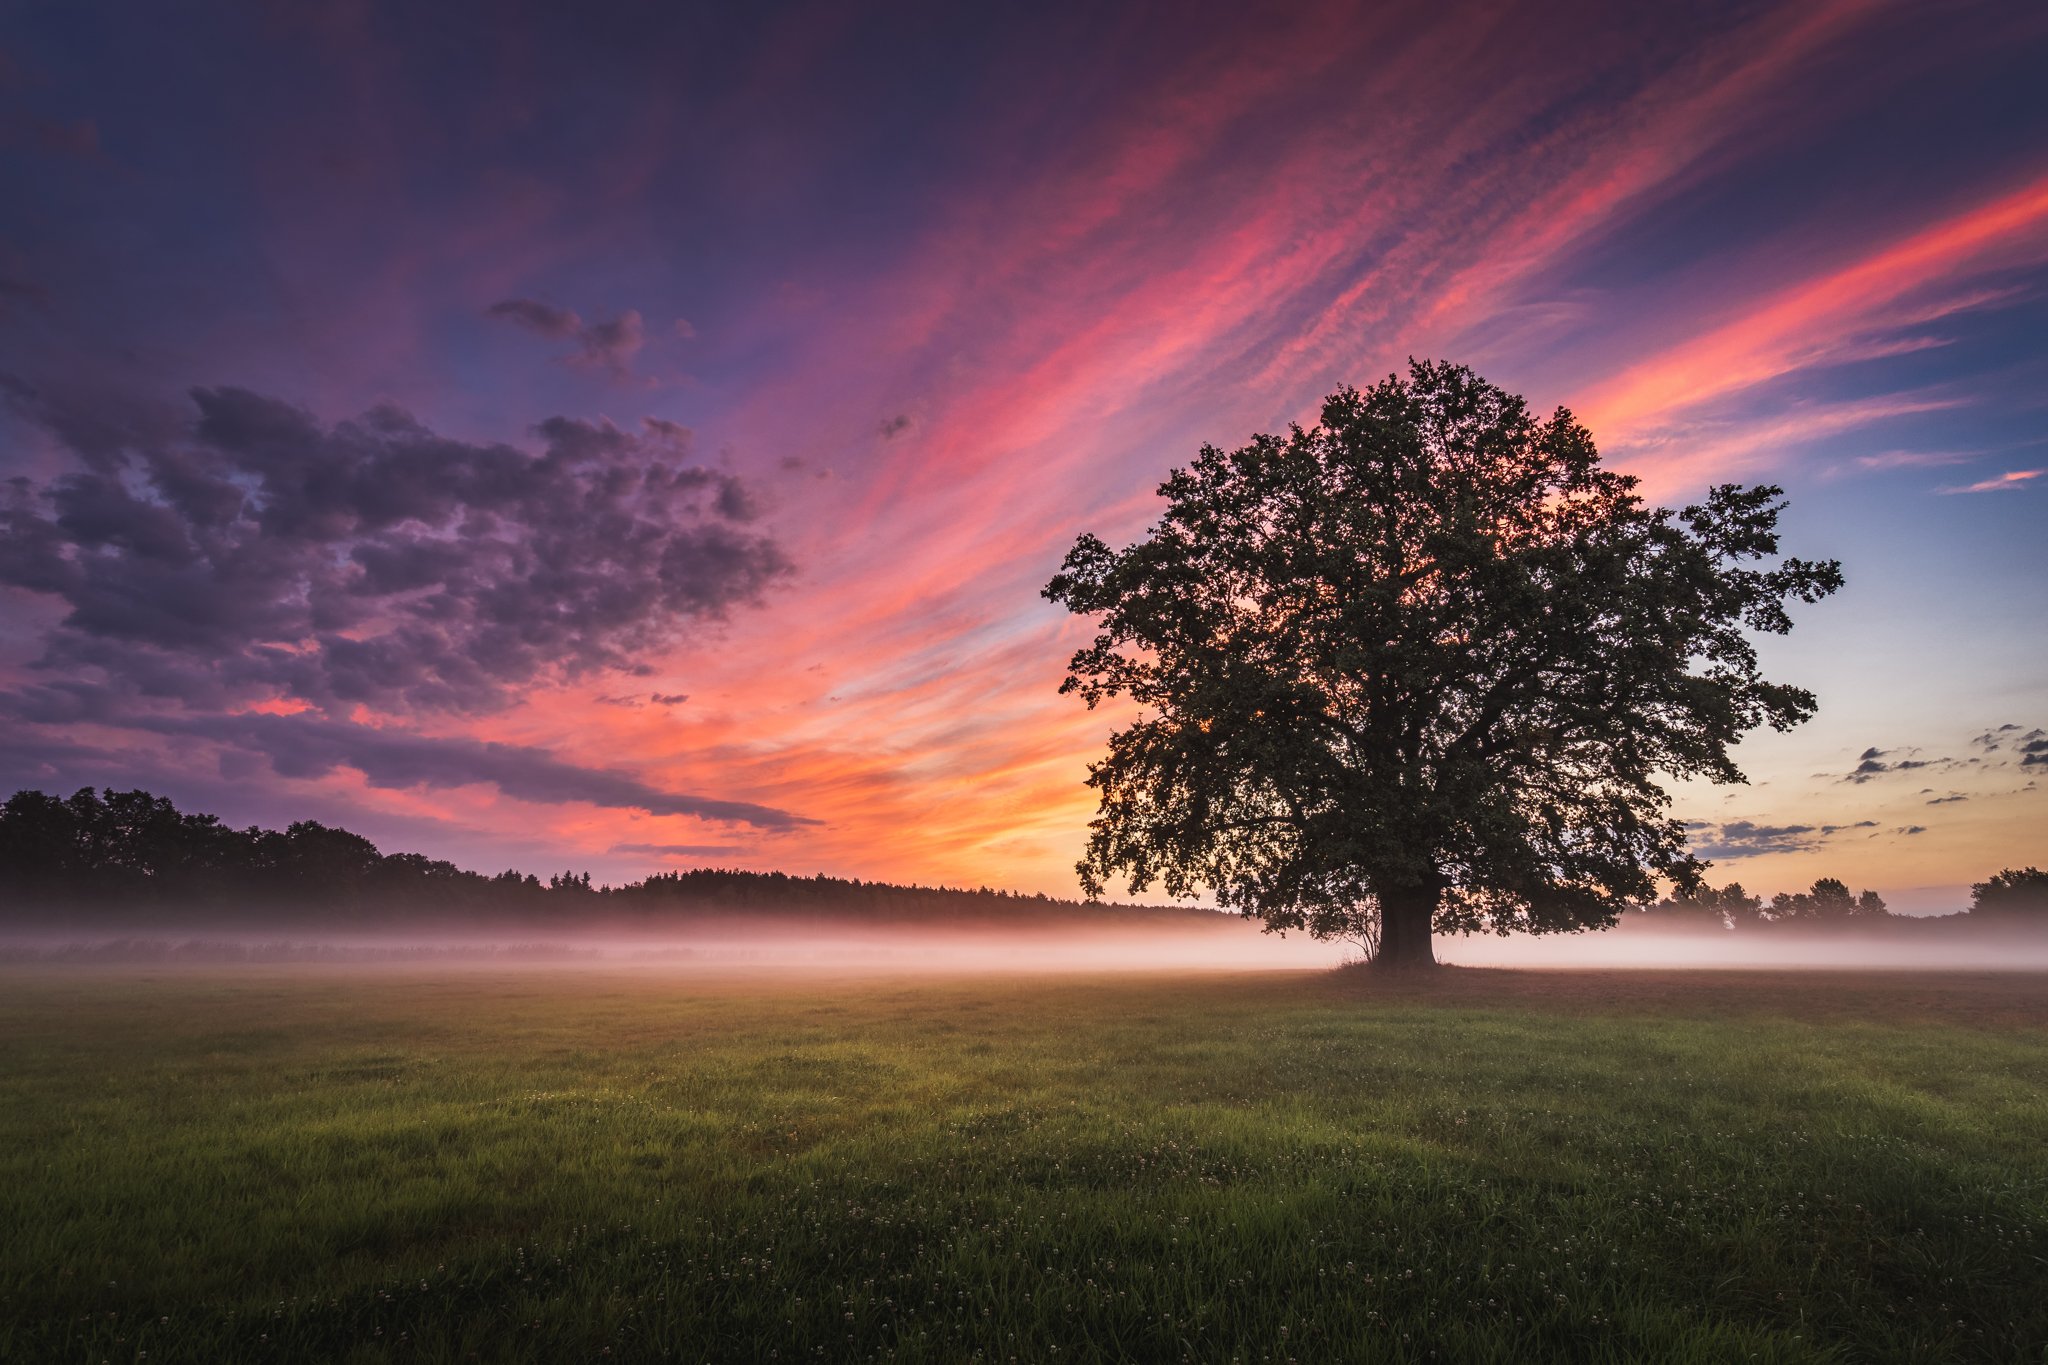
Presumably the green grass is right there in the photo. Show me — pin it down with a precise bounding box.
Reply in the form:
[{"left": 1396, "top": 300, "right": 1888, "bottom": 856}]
[{"left": 3, "top": 964, "right": 2046, "bottom": 1363}]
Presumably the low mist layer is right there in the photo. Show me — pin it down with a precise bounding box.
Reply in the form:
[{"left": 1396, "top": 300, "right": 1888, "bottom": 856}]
[
  {"left": 1437, "top": 925, "right": 2048, "bottom": 972},
  {"left": 11, "top": 917, "right": 2048, "bottom": 973},
  {"left": 0, "top": 917, "right": 1342, "bottom": 972}
]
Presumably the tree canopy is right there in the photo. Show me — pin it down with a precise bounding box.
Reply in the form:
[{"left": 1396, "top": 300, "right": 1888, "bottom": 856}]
[
  {"left": 1634, "top": 878, "right": 1892, "bottom": 930},
  {"left": 1971, "top": 867, "right": 2048, "bottom": 917},
  {"left": 1766, "top": 877, "right": 1888, "bottom": 922},
  {"left": 1045, "top": 360, "right": 1843, "bottom": 966},
  {"left": 1635, "top": 881, "right": 1764, "bottom": 930}
]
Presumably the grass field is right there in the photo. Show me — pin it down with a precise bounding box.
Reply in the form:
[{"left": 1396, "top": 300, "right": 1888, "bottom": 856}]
[{"left": 3, "top": 964, "right": 2046, "bottom": 1364}]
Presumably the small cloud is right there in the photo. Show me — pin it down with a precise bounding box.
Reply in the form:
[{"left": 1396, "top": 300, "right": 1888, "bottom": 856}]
[
  {"left": 642, "top": 417, "right": 693, "bottom": 448},
  {"left": 610, "top": 842, "right": 742, "bottom": 858},
  {"left": 1840, "top": 742, "right": 1958, "bottom": 782},
  {"left": 672, "top": 318, "right": 697, "bottom": 339},
  {"left": 1689, "top": 815, "right": 1887, "bottom": 860},
  {"left": 1972, "top": 724, "right": 2025, "bottom": 752},
  {"left": 1938, "top": 468, "right": 2044, "bottom": 494},
  {"left": 877, "top": 414, "right": 914, "bottom": 439},
  {"left": 1853, "top": 448, "right": 1976, "bottom": 471},
  {"left": 1895, "top": 825, "right": 1927, "bottom": 836},
  {"left": 486, "top": 297, "right": 578, "bottom": 338},
  {"left": 601, "top": 691, "right": 689, "bottom": 708},
  {"left": 488, "top": 297, "right": 646, "bottom": 375},
  {"left": 1927, "top": 794, "right": 1968, "bottom": 805},
  {"left": 1688, "top": 820, "right": 1818, "bottom": 859},
  {"left": 579, "top": 311, "right": 644, "bottom": 372},
  {"left": 1844, "top": 744, "right": 1903, "bottom": 781}
]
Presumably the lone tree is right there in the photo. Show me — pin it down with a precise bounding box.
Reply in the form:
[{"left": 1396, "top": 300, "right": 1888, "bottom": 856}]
[{"left": 1044, "top": 361, "right": 1841, "bottom": 968}]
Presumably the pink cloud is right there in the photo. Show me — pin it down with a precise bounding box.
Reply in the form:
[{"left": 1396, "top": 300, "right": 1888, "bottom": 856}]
[
  {"left": 492, "top": 5, "right": 2048, "bottom": 891},
  {"left": 19, "top": 2, "right": 2040, "bottom": 902},
  {"left": 1939, "top": 468, "right": 2045, "bottom": 494},
  {"left": 1577, "top": 173, "right": 2048, "bottom": 449}
]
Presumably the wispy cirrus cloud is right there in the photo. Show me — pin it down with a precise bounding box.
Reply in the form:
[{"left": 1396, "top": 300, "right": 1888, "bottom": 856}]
[
  {"left": 610, "top": 842, "right": 746, "bottom": 859},
  {"left": 1939, "top": 468, "right": 2044, "bottom": 494},
  {"left": 4, "top": 0, "right": 2044, "bottom": 892},
  {"left": 1576, "top": 174, "right": 2048, "bottom": 490}
]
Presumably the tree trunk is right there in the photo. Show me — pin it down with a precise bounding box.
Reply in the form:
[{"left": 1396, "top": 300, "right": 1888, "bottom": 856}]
[{"left": 1373, "top": 880, "right": 1439, "bottom": 970}]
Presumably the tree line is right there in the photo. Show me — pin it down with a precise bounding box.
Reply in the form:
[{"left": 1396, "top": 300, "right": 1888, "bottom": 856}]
[
  {"left": 0, "top": 787, "right": 1206, "bottom": 926},
  {"left": 4, "top": 786, "right": 2038, "bottom": 934},
  {"left": 1628, "top": 871, "right": 2048, "bottom": 931}
]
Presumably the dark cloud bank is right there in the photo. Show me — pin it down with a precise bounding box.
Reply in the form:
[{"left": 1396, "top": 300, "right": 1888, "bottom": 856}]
[{"left": 0, "top": 380, "right": 804, "bottom": 828}]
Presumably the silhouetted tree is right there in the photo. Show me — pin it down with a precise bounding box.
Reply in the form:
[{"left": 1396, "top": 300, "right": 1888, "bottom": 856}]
[
  {"left": 1045, "top": 361, "right": 1841, "bottom": 968},
  {"left": 1767, "top": 877, "right": 1888, "bottom": 923},
  {"left": 1637, "top": 881, "right": 1761, "bottom": 930},
  {"left": 1971, "top": 867, "right": 2048, "bottom": 920}
]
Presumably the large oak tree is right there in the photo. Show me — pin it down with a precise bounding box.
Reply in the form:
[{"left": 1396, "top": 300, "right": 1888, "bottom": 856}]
[{"left": 1045, "top": 361, "right": 1842, "bottom": 967}]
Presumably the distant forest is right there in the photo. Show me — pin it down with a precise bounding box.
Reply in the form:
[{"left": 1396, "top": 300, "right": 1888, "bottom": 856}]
[
  {"left": 0, "top": 787, "right": 1212, "bottom": 926},
  {"left": 1, "top": 787, "right": 2040, "bottom": 932},
  {"left": 1624, "top": 870, "right": 2047, "bottom": 932}
]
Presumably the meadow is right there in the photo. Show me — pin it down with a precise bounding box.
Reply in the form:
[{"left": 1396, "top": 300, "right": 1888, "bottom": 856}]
[{"left": 2, "top": 963, "right": 2045, "bottom": 1363}]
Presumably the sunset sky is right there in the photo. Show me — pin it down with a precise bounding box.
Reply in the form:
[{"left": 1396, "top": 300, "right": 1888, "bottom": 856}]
[{"left": 2, "top": 0, "right": 2043, "bottom": 913}]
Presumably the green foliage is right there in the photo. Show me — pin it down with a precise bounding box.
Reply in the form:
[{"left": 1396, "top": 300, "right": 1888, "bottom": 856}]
[
  {"left": 1046, "top": 361, "right": 1841, "bottom": 961},
  {"left": 2, "top": 968, "right": 2045, "bottom": 1362},
  {"left": 1971, "top": 867, "right": 2048, "bottom": 917}
]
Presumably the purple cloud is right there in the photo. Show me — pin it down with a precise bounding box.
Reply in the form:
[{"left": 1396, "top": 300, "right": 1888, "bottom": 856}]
[
  {"left": 0, "top": 700, "right": 815, "bottom": 830},
  {"left": 488, "top": 298, "right": 646, "bottom": 374},
  {"left": 0, "top": 383, "right": 791, "bottom": 717},
  {"left": 1688, "top": 818, "right": 1877, "bottom": 860},
  {"left": 610, "top": 842, "right": 745, "bottom": 858}
]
